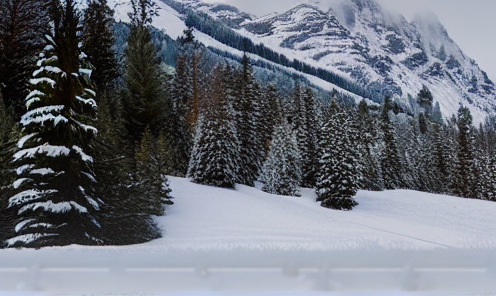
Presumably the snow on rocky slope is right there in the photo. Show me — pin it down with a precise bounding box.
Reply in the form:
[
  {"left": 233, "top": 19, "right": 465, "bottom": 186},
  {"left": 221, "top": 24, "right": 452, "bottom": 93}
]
[
  {"left": 168, "top": 0, "right": 496, "bottom": 123},
  {"left": 1, "top": 177, "right": 496, "bottom": 293},
  {"left": 78, "top": 0, "right": 496, "bottom": 122}
]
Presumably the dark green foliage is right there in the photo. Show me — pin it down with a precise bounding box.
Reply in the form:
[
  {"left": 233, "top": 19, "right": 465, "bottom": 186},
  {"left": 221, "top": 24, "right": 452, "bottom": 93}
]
[
  {"left": 92, "top": 94, "right": 163, "bottom": 245},
  {"left": 293, "top": 83, "right": 319, "bottom": 188},
  {"left": 187, "top": 65, "right": 239, "bottom": 189},
  {"left": 450, "top": 106, "right": 475, "bottom": 198},
  {"left": 134, "top": 126, "right": 173, "bottom": 214},
  {"left": 316, "top": 100, "right": 359, "bottom": 211},
  {"left": 82, "top": 0, "right": 119, "bottom": 92},
  {"left": 0, "top": 0, "right": 50, "bottom": 119},
  {"left": 259, "top": 83, "right": 284, "bottom": 157},
  {"left": 171, "top": 29, "right": 204, "bottom": 167},
  {"left": 233, "top": 54, "right": 264, "bottom": 186},
  {"left": 121, "top": 24, "right": 166, "bottom": 142},
  {"left": 432, "top": 124, "right": 449, "bottom": 193},
  {"left": 0, "top": 90, "right": 14, "bottom": 143},
  {"left": 380, "top": 96, "right": 403, "bottom": 189}
]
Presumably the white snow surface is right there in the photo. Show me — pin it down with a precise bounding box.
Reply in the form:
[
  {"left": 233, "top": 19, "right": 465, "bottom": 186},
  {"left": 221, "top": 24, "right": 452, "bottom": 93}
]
[
  {"left": 157, "top": 177, "right": 496, "bottom": 251},
  {"left": 1, "top": 177, "right": 496, "bottom": 293}
]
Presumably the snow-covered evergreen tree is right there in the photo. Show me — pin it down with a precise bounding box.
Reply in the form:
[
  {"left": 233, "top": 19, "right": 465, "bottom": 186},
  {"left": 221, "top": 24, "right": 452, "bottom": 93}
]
[
  {"left": 299, "top": 85, "right": 319, "bottom": 188},
  {"left": 4, "top": 0, "right": 102, "bottom": 247},
  {"left": 356, "top": 99, "right": 383, "bottom": 191},
  {"left": 450, "top": 106, "right": 476, "bottom": 198},
  {"left": 187, "top": 65, "right": 239, "bottom": 189},
  {"left": 380, "top": 96, "right": 403, "bottom": 189},
  {"left": 260, "top": 120, "right": 301, "bottom": 197},
  {"left": 233, "top": 54, "right": 263, "bottom": 186},
  {"left": 260, "top": 83, "right": 283, "bottom": 157},
  {"left": 316, "top": 100, "right": 359, "bottom": 210}
]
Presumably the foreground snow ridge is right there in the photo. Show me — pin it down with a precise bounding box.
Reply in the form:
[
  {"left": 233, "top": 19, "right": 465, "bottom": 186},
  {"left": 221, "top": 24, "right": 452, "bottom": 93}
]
[{"left": 157, "top": 177, "right": 496, "bottom": 251}]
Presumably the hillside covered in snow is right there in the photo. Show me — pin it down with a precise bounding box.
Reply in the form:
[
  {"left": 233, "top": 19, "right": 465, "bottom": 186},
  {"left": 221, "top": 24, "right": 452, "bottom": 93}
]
[{"left": 1, "top": 177, "right": 496, "bottom": 293}]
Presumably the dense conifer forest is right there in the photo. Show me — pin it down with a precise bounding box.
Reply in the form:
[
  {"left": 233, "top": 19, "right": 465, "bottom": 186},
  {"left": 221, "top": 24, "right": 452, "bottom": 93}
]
[{"left": 1, "top": 0, "right": 495, "bottom": 248}]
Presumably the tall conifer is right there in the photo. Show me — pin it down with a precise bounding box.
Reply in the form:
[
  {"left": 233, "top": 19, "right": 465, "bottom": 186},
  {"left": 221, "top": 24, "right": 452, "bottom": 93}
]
[
  {"left": 316, "top": 100, "right": 359, "bottom": 210},
  {"left": 380, "top": 96, "right": 403, "bottom": 189},
  {"left": 4, "top": 0, "right": 102, "bottom": 247},
  {"left": 450, "top": 106, "right": 475, "bottom": 198}
]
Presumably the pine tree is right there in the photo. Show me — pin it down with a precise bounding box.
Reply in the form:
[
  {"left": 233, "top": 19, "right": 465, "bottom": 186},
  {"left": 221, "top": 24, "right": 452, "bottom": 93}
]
[
  {"left": 121, "top": 0, "right": 165, "bottom": 142},
  {"left": 0, "top": 0, "right": 50, "bottom": 119},
  {"left": 187, "top": 65, "right": 239, "bottom": 189},
  {"left": 82, "top": 0, "right": 119, "bottom": 93},
  {"left": 450, "top": 106, "right": 475, "bottom": 198},
  {"left": 299, "top": 85, "right": 319, "bottom": 188},
  {"left": 356, "top": 99, "right": 383, "bottom": 191},
  {"left": 173, "top": 28, "right": 203, "bottom": 142},
  {"left": 380, "top": 96, "right": 403, "bottom": 189},
  {"left": 432, "top": 123, "right": 449, "bottom": 193},
  {"left": 260, "top": 121, "right": 301, "bottom": 197},
  {"left": 4, "top": 0, "right": 102, "bottom": 247},
  {"left": 233, "top": 54, "right": 263, "bottom": 186},
  {"left": 260, "top": 83, "right": 283, "bottom": 157},
  {"left": 91, "top": 88, "right": 163, "bottom": 245},
  {"left": 134, "top": 126, "right": 173, "bottom": 215},
  {"left": 316, "top": 100, "right": 359, "bottom": 210}
]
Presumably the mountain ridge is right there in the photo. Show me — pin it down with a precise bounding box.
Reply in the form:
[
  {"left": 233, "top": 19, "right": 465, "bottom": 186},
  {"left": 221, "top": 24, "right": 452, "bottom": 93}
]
[
  {"left": 81, "top": 0, "right": 495, "bottom": 122},
  {"left": 171, "top": 0, "right": 495, "bottom": 122}
]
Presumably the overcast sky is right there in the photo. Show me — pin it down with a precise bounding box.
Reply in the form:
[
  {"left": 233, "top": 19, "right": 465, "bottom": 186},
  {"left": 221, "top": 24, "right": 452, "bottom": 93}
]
[{"left": 201, "top": 0, "right": 496, "bottom": 83}]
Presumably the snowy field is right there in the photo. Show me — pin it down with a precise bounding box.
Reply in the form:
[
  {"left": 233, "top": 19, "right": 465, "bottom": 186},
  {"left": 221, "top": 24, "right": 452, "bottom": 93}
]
[{"left": 1, "top": 177, "right": 496, "bottom": 295}]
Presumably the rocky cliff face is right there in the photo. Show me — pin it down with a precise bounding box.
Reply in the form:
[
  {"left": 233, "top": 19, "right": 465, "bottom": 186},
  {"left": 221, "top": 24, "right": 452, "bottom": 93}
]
[{"left": 176, "top": 0, "right": 495, "bottom": 120}]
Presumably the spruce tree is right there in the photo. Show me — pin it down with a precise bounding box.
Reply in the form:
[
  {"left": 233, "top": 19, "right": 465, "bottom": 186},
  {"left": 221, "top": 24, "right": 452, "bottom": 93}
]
[
  {"left": 432, "top": 123, "right": 449, "bottom": 193},
  {"left": 92, "top": 89, "right": 163, "bottom": 245},
  {"left": 316, "top": 100, "right": 359, "bottom": 210},
  {"left": 121, "top": 0, "right": 165, "bottom": 142},
  {"left": 450, "top": 106, "right": 475, "bottom": 198},
  {"left": 134, "top": 126, "right": 173, "bottom": 215},
  {"left": 292, "top": 82, "right": 318, "bottom": 188},
  {"left": 260, "top": 121, "right": 301, "bottom": 197},
  {"left": 380, "top": 96, "right": 403, "bottom": 189},
  {"left": 233, "top": 54, "right": 263, "bottom": 186},
  {"left": 260, "top": 83, "right": 283, "bottom": 157},
  {"left": 356, "top": 99, "right": 383, "bottom": 191},
  {"left": 4, "top": 0, "right": 102, "bottom": 247},
  {"left": 172, "top": 28, "right": 204, "bottom": 152},
  {"left": 0, "top": 0, "right": 50, "bottom": 119},
  {"left": 187, "top": 65, "right": 239, "bottom": 189},
  {"left": 82, "top": 0, "right": 119, "bottom": 93}
]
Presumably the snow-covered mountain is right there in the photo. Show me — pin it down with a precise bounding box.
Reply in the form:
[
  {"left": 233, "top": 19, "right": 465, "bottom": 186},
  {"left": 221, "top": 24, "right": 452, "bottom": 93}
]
[
  {"left": 88, "top": 0, "right": 496, "bottom": 122},
  {"left": 164, "top": 0, "right": 496, "bottom": 122}
]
